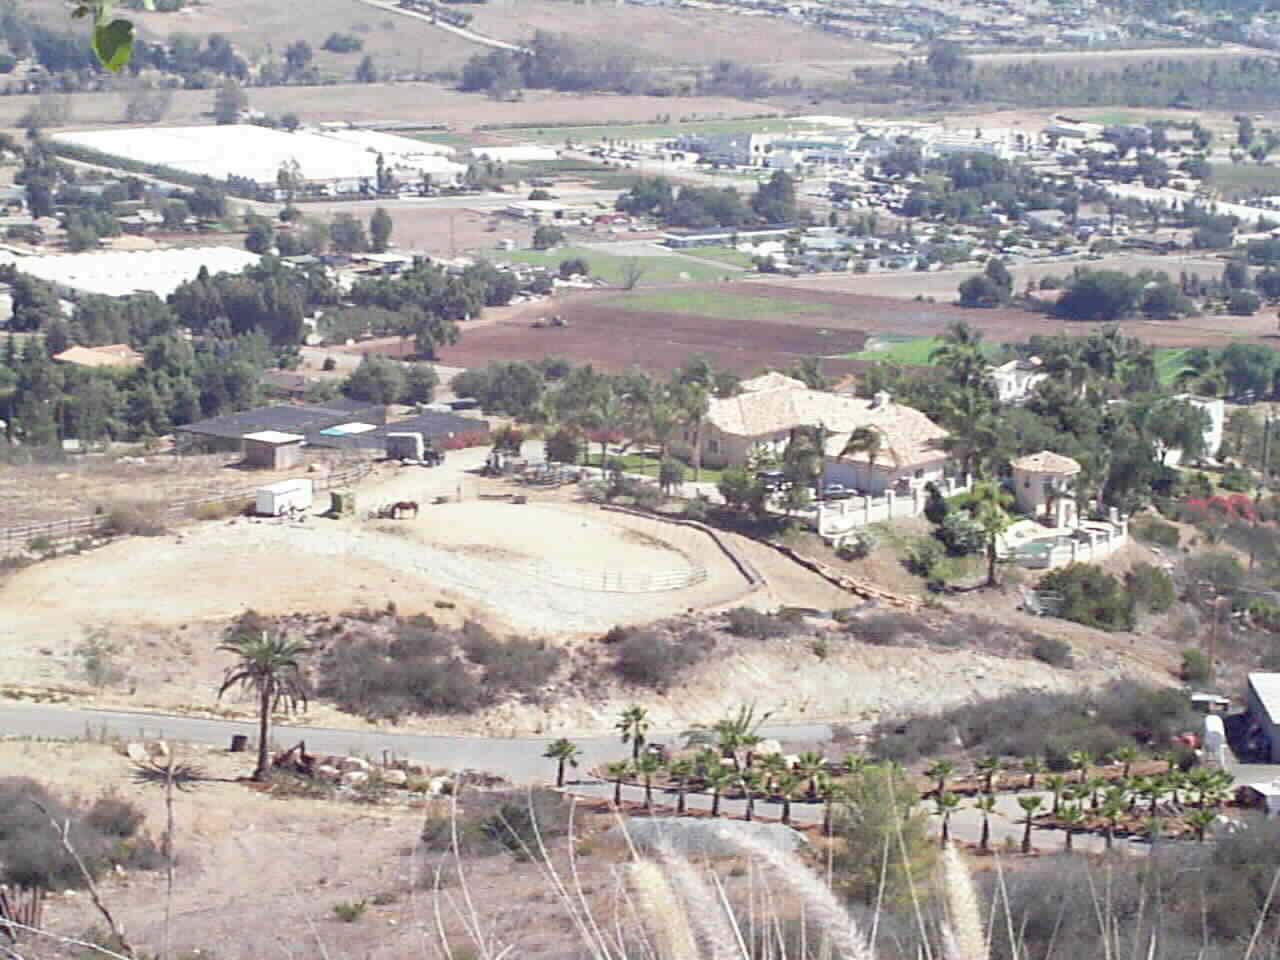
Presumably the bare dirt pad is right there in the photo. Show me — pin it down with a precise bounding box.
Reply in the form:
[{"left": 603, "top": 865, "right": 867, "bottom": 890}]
[
  {"left": 0, "top": 82, "right": 772, "bottom": 132},
  {"left": 0, "top": 451, "right": 350, "bottom": 528},
  {"left": 432, "top": 288, "right": 870, "bottom": 376},
  {"left": 470, "top": 0, "right": 893, "bottom": 68}
]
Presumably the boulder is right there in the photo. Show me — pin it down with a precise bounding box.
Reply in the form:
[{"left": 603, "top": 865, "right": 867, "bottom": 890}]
[
  {"left": 341, "top": 770, "right": 369, "bottom": 787},
  {"left": 339, "top": 757, "right": 371, "bottom": 773},
  {"left": 382, "top": 769, "right": 408, "bottom": 787},
  {"left": 125, "top": 742, "right": 148, "bottom": 764},
  {"left": 316, "top": 765, "right": 342, "bottom": 782},
  {"left": 428, "top": 776, "right": 452, "bottom": 795},
  {"left": 755, "top": 739, "right": 783, "bottom": 757}
]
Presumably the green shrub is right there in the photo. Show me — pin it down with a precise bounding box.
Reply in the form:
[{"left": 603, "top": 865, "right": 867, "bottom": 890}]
[
  {"left": 1030, "top": 634, "right": 1074, "bottom": 668},
  {"left": 724, "top": 607, "right": 795, "bottom": 639},
  {"left": 85, "top": 790, "right": 145, "bottom": 838},
  {"left": 1126, "top": 563, "right": 1176, "bottom": 613},
  {"left": 421, "top": 789, "right": 568, "bottom": 858},
  {"left": 935, "top": 510, "right": 984, "bottom": 557},
  {"left": 1219, "top": 466, "right": 1253, "bottom": 493},
  {"left": 332, "top": 900, "right": 368, "bottom": 923},
  {"left": 836, "top": 529, "right": 876, "bottom": 560},
  {"left": 615, "top": 626, "right": 714, "bottom": 688},
  {"left": 903, "top": 537, "right": 943, "bottom": 577},
  {"left": 1180, "top": 647, "right": 1212, "bottom": 685},
  {"left": 1131, "top": 517, "right": 1180, "bottom": 549},
  {"left": 1038, "top": 563, "right": 1134, "bottom": 631}
]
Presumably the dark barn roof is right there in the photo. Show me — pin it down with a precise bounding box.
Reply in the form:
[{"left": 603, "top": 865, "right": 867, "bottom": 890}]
[
  {"left": 176, "top": 400, "right": 385, "bottom": 441},
  {"left": 305, "top": 410, "right": 489, "bottom": 451}
]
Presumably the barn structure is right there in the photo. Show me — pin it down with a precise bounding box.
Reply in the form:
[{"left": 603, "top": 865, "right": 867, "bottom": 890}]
[
  {"left": 305, "top": 409, "right": 488, "bottom": 455},
  {"left": 176, "top": 399, "right": 387, "bottom": 453},
  {"left": 243, "top": 431, "right": 305, "bottom": 470}
]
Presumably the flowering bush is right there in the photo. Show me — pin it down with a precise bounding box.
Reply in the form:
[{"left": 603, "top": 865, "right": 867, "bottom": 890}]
[{"left": 440, "top": 430, "right": 491, "bottom": 451}]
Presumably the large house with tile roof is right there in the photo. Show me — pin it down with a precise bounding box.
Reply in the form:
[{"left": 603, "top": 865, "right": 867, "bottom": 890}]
[{"left": 674, "top": 373, "right": 953, "bottom": 495}]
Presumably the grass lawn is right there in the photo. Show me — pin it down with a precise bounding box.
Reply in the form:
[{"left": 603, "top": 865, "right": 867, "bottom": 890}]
[
  {"left": 605, "top": 289, "right": 833, "bottom": 320},
  {"left": 585, "top": 450, "right": 725, "bottom": 483},
  {"left": 1210, "top": 163, "right": 1280, "bottom": 200},
  {"left": 677, "top": 246, "right": 755, "bottom": 268},
  {"left": 1155, "top": 347, "right": 1195, "bottom": 385},
  {"left": 410, "top": 132, "right": 486, "bottom": 151},
  {"left": 502, "top": 246, "right": 734, "bottom": 287},
  {"left": 850, "top": 335, "right": 945, "bottom": 366}
]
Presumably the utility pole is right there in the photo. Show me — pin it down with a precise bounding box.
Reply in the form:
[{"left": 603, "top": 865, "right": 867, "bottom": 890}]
[{"left": 1252, "top": 408, "right": 1272, "bottom": 569}]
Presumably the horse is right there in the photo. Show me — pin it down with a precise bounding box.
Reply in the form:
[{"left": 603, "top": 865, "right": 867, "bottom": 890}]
[{"left": 390, "top": 500, "right": 419, "bottom": 519}]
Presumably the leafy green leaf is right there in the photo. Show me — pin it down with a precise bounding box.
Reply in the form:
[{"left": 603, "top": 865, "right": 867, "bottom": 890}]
[{"left": 91, "top": 18, "right": 133, "bottom": 72}]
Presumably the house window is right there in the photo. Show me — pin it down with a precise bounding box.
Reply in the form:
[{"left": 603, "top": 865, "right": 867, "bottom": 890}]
[{"left": 707, "top": 437, "right": 720, "bottom": 454}]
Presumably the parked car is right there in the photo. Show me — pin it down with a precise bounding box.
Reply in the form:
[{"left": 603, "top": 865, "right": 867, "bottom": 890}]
[{"left": 821, "top": 483, "right": 850, "bottom": 499}]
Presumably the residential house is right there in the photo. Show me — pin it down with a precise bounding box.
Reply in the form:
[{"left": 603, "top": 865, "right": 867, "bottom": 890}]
[
  {"left": 52, "top": 343, "right": 144, "bottom": 369},
  {"left": 674, "top": 375, "right": 952, "bottom": 495},
  {"left": 1010, "top": 450, "right": 1081, "bottom": 527},
  {"left": 989, "top": 357, "right": 1049, "bottom": 405},
  {"left": 1163, "top": 394, "right": 1225, "bottom": 466}
]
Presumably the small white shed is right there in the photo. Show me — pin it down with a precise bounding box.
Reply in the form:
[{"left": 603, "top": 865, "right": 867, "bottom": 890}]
[
  {"left": 255, "top": 478, "right": 314, "bottom": 517},
  {"left": 386, "top": 431, "right": 425, "bottom": 461}
]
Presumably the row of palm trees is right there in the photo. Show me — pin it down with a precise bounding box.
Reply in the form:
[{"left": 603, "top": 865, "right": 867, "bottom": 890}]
[{"left": 926, "top": 749, "right": 1235, "bottom": 854}]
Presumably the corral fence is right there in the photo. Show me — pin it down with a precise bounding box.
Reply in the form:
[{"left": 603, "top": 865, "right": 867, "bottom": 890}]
[
  {"left": 0, "top": 462, "right": 373, "bottom": 552},
  {"left": 524, "top": 559, "right": 708, "bottom": 594}
]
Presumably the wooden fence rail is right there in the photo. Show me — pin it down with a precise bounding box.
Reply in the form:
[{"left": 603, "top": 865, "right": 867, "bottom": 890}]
[{"left": 0, "top": 461, "right": 372, "bottom": 549}]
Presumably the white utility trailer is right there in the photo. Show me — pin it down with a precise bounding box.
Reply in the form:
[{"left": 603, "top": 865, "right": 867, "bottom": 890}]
[{"left": 255, "top": 478, "right": 314, "bottom": 517}]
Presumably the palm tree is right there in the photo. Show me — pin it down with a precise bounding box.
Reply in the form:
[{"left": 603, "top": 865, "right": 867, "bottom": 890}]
[
  {"left": 933, "top": 792, "right": 961, "bottom": 847},
  {"left": 839, "top": 425, "right": 897, "bottom": 490},
  {"left": 668, "top": 757, "right": 693, "bottom": 815},
  {"left": 710, "top": 704, "right": 771, "bottom": 771},
  {"left": 1058, "top": 803, "right": 1085, "bottom": 853},
  {"left": 1186, "top": 807, "right": 1217, "bottom": 843},
  {"left": 816, "top": 773, "right": 843, "bottom": 837},
  {"left": 1045, "top": 774, "right": 1068, "bottom": 815},
  {"left": 975, "top": 755, "right": 1002, "bottom": 794},
  {"left": 1069, "top": 749, "right": 1092, "bottom": 785},
  {"left": 1110, "top": 745, "right": 1138, "bottom": 780},
  {"left": 635, "top": 752, "right": 661, "bottom": 810},
  {"left": 703, "top": 764, "right": 733, "bottom": 818},
  {"left": 973, "top": 794, "right": 998, "bottom": 852},
  {"left": 616, "top": 705, "right": 650, "bottom": 762},
  {"left": 794, "top": 751, "right": 825, "bottom": 801},
  {"left": 926, "top": 759, "right": 955, "bottom": 799},
  {"left": 1086, "top": 775, "right": 1108, "bottom": 812},
  {"left": 969, "top": 481, "right": 1013, "bottom": 587},
  {"left": 675, "top": 380, "right": 710, "bottom": 481},
  {"left": 1022, "top": 756, "right": 1044, "bottom": 791},
  {"left": 775, "top": 771, "right": 802, "bottom": 826},
  {"left": 543, "top": 738, "right": 580, "bottom": 788},
  {"left": 1101, "top": 794, "right": 1125, "bottom": 850},
  {"left": 1017, "top": 794, "right": 1043, "bottom": 854},
  {"left": 646, "top": 393, "right": 682, "bottom": 464},
  {"left": 930, "top": 320, "right": 988, "bottom": 393},
  {"left": 740, "top": 769, "right": 762, "bottom": 822},
  {"left": 605, "top": 760, "right": 631, "bottom": 806},
  {"left": 217, "top": 630, "right": 311, "bottom": 782}
]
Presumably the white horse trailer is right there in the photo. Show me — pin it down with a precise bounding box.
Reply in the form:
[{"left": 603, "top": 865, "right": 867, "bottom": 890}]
[{"left": 255, "top": 478, "right": 314, "bottom": 517}]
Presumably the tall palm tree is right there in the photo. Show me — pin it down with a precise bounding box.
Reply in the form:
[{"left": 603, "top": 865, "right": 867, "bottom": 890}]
[
  {"left": 675, "top": 380, "right": 710, "bottom": 481},
  {"left": 969, "top": 481, "right": 1013, "bottom": 587},
  {"left": 794, "top": 751, "right": 825, "bottom": 801},
  {"left": 933, "top": 792, "right": 961, "bottom": 847},
  {"left": 1101, "top": 794, "right": 1125, "bottom": 850},
  {"left": 543, "top": 738, "right": 580, "bottom": 788},
  {"left": 839, "top": 425, "right": 897, "bottom": 490},
  {"left": 1069, "top": 749, "right": 1092, "bottom": 785},
  {"left": 926, "top": 759, "right": 955, "bottom": 799},
  {"left": 635, "top": 752, "right": 661, "bottom": 810},
  {"left": 930, "top": 320, "right": 988, "bottom": 393},
  {"left": 605, "top": 760, "right": 631, "bottom": 806},
  {"left": 646, "top": 392, "right": 682, "bottom": 464},
  {"left": 973, "top": 794, "right": 998, "bottom": 852},
  {"left": 776, "top": 771, "right": 802, "bottom": 826},
  {"left": 1017, "top": 794, "right": 1043, "bottom": 854},
  {"left": 1058, "top": 803, "right": 1085, "bottom": 853},
  {"left": 217, "top": 630, "right": 311, "bottom": 782},
  {"left": 740, "top": 769, "right": 762, "bottom": 822},
  {"left": 616, "top": 705, "right": 651, "bottom": 762},
  {"left": 1186, "top": 807, "right": 1217, "bottom": 843}
]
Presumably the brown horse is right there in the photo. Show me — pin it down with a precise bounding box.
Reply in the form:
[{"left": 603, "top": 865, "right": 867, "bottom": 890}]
[{"left": 390, "top": 500, "right": 419, "bottom": 519}]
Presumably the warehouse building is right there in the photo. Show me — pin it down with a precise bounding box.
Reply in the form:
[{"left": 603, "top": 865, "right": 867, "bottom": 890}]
[{"left": 15, "top": 247, "right": 261, "bottom": 299}]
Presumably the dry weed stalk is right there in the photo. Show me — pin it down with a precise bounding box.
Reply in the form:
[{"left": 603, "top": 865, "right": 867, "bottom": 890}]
[
  {"left": 628, "top": 860, "right": 699, "bottom": 960},
  {"left": 940, "top": 845, "right": 986, "bottom": 960},
  {"left": 652, "top": 845, "right": 741, "bottom": 960},
  {"left": 713, "top": 829, "right": 874, "bottom": 960}
]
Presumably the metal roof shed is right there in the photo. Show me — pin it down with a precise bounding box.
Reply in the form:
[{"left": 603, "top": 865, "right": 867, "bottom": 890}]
[
  {"left": 243, "top": 431, "right": 305, "bottom": 470},
  {"left": 1248, "top": 673, "right": 1280, "bottom": 762}
]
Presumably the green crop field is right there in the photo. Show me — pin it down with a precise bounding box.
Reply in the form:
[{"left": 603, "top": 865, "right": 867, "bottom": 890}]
[
  {"left": 1155, "top": 347, "right": 1195, "bottom": 384},
  {"left": 502, "top": 246, "right": 734, "bottom": 287},
  {"left": 1210, "top": 163, "right": 1280, "bottom": 200},
  {"left": 850, "top": 335, "right": 945, "bottom": 366},
  {"left": 605, "top": 289, "right": 833, "bottom": 320}
]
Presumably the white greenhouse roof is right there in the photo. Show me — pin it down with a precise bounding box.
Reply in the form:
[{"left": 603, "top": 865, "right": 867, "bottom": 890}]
[
  {"left": 51, "top": 126, "right": 465, "bottom": 186},
  {"left": 472, "top": 145, "right": 560, "bottom": 163},
  {"left": 14, "top": 247, "right": 261, "bottom": 298}
]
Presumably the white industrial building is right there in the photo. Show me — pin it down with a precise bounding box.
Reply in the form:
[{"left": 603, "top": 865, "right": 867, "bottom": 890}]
[
  {"left": 51, "top": 126, "right": 467, "bottom": 191},
  {"left": 472, "top": 145, "right": 560, "bottom": 164},
  {"left": 12, "top": 247, "right": 261, "bottom": 299}
]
